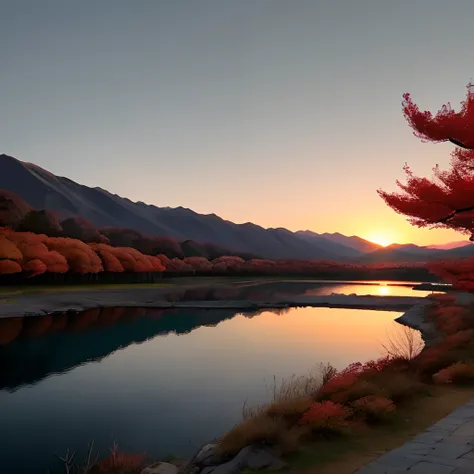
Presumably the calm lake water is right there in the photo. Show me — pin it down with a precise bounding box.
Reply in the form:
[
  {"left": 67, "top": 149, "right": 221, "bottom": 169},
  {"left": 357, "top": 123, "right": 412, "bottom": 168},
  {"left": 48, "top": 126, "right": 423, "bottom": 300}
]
[{"left": 0, "top": 281, "right": 427, "bottom": 473}]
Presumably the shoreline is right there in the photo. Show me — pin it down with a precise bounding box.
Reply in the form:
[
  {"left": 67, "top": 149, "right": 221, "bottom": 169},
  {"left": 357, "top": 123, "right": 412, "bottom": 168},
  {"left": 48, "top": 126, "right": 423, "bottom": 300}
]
[{"left": 0, "top": 285, "right": 429, "bottom": 319}]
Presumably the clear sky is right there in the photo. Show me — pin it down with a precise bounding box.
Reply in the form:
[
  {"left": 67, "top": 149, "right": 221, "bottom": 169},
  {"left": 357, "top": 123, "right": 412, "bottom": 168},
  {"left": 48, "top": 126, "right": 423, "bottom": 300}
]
[{"left": 1, "top": 0, "right": 473, "bottom": 246}]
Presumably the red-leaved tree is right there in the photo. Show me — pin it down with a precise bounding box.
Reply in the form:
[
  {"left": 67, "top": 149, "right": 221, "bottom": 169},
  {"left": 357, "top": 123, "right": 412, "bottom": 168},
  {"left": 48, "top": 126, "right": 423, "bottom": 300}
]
[{"left": 379, "top": 83, "right": 474, "bottom": 290}]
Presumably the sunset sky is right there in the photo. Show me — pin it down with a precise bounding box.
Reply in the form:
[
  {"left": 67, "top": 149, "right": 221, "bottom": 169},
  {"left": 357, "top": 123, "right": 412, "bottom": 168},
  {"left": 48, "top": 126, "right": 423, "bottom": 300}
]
[{"left": 1, "top": 0, "right": 473, "bottom": 246}]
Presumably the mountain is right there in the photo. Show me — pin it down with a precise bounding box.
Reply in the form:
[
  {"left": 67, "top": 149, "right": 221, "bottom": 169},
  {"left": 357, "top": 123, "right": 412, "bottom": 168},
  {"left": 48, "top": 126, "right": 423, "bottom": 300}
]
[
  {"left": 427, "top": 241, "right": 472, "bottom": 250},
  {"left": 0, "top": 154, "right": 362, "bottom": 260},
  {"left": 3, "top": 154, "right": 472, "bottom": 263},
  {"left": 358, "top": 242, "right": 474, "bottom": 263},
  {"left": 295, "top": 231, "right": 367, "bottom": 258},
  {"left": 320, "top": 232, "right": 381, "bottom": 253}
]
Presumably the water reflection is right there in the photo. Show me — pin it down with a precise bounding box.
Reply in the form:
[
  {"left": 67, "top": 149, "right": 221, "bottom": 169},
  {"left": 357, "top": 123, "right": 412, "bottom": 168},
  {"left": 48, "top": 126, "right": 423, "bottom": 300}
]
[
  {"left": 0, "top": 307, "right": 253, "bottom": 391},
  {"left": 0, "top": 304, "right": 420, "bottom": 474}
]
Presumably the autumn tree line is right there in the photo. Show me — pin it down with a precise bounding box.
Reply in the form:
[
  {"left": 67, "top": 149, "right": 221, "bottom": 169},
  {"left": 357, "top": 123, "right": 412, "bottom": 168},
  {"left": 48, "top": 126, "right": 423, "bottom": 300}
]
[{"left": 0, "top": 190, "right": 439, "bottom": 284}]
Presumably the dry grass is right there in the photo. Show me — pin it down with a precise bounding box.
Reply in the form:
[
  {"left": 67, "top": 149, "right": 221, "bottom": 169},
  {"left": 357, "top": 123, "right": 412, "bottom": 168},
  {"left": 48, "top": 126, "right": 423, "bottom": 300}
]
[
  {"left": 382, "top": 325, "right": 424, "bottom": 361},
  {"left": 218, "top": 416, "right": 287, "bottom": 455},
  {"left": 242, "top": 369, "right": 323, "bottom": 420}
]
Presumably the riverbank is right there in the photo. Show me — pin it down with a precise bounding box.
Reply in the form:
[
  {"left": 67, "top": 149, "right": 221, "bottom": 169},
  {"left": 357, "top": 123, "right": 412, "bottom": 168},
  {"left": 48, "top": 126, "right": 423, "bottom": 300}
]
[
  {"left": 0, "top": 282, "right": 428, "bottom": 319},
  {"left": 169, "top": 293, "right": 474, "bottom": 474}
]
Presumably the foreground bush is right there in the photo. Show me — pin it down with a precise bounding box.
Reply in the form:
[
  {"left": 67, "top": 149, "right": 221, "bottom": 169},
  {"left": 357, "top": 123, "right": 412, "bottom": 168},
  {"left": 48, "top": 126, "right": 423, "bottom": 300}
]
[
  {"left": 433, "top": 362, "right": 474, "bottom": 385},
  {"left": 364, "top": 371, "right": 428, "bottom": 403},
  {"left": 300, "top": 401, "right": 352, "bottom": 435},
  {"left": 351, "top": 395, "right": 395, "bottom": 423}
]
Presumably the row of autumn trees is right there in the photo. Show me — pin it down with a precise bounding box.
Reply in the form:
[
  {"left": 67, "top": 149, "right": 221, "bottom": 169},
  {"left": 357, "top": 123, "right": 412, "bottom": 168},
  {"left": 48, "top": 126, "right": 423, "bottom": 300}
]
[
  {"left": 0, "top": 189, "right": 438, "bottom": 283},
  {"left": 380, "top": 82, "right": 474, "bottom": 292},
  {"left": 0, "top": 190, "right": 257, "bottom": 261},
  {"left": 0, "top": 225, "right": 436, "bottom": 282}
]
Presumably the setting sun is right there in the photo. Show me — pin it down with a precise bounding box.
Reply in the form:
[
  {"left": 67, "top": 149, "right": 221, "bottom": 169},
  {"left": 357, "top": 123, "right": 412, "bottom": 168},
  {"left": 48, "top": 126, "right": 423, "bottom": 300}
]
[{"left": 366, "top": 233, "right": 393, "bottom": 247}]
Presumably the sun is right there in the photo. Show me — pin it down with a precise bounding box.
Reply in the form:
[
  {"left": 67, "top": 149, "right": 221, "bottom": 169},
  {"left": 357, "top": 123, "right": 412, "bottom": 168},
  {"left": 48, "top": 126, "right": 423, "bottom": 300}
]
[{"left": 366, "top": 233, "right": 393, "bottom": 247}]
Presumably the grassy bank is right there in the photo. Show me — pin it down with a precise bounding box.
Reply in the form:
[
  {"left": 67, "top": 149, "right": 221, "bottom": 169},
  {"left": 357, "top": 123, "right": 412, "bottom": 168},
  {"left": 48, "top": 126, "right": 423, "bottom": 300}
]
[{"left": 214, "top": 293, "right": 474, "bottom": 473}]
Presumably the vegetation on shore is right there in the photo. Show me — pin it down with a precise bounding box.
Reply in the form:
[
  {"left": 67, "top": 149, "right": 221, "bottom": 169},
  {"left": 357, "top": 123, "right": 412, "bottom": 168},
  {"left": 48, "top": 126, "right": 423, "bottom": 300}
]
[{"left": 0, "top": 226, "right": 440, "bottom": 285}]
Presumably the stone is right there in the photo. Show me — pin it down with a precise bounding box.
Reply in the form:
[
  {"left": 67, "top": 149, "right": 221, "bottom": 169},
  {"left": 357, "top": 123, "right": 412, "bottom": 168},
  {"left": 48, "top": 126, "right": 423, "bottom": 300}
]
[
  {"left": 197, "top": 445, "right": 288, "bottom": 474},
  {"left": 245, "top": 447, "right": 288, "bottom": 471},
  {"left": 207, "top": 446, "right": 253, "bottom": 474},
  {"left": 432, "top": 443, "right": 473, "bottom": 459},
  {"left": 141, "top": 462, "right": 179, "bottom": 474},
  {"left": 407, "top": 462, "right": 456, "bottom": 474},
  {"left": 194, "top": 444, "right": 219, "bottom": 465}
]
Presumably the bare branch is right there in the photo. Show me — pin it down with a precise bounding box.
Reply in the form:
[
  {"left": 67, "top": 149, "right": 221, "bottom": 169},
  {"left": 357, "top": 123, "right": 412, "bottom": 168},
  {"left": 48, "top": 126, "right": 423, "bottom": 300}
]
[
  {"left": 437, "top": 204, "right": 474, "bottom": 223},
  {"left": 56, "top": 449, "right": 76, "bottom": 474},
  {"left": 449, "top": 138, "right": 474, "bottom": 150}
]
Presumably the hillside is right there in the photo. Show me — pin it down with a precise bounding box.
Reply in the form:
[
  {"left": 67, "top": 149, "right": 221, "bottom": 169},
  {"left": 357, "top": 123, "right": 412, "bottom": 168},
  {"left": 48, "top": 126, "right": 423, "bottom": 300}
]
[
  {"left": 0, "top": 154, "right": 366, "bottom": 260},
  {"left": 2, "top": 154, "right": 472, "bottom": 264}
]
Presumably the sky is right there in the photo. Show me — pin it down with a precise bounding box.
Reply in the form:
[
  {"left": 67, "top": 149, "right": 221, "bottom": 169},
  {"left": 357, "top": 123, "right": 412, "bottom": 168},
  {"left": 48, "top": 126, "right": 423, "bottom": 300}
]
[{"left": 1, "top": 0, "right": 474, "bottom": 247}]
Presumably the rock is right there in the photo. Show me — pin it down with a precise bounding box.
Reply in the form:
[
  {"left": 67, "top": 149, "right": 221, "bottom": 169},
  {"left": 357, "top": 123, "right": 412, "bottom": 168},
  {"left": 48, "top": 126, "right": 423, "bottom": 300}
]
[
  {"left": 141, "top": 462, "right": 179, "bottom": 474},
  {"left": 184, "top": 442, "right": 232, "bottom": 471},
  {"left": 207, "top": 446, "right": 253, "bottom": 474},
  {"left": 194, "top": 444, "right": 219, "bottom": 465},
  {"left": 201, "top": 445, "right": 288, "bottom": 474},
  {"left": 246, "top": 447, "right": 288, "bottom": 471}
]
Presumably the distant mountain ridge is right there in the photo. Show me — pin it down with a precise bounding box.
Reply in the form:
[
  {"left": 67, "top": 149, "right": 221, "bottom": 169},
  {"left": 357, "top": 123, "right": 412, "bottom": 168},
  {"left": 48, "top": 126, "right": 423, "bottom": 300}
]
[
  {"left": 0, "top": 154, "right": 374, "bottom": 260},
  {"left": 0, "top": 154, "right": 470, "bottom": 263},
  {"left": 357, "top": 242, "right": 474, "bottom": 263}
]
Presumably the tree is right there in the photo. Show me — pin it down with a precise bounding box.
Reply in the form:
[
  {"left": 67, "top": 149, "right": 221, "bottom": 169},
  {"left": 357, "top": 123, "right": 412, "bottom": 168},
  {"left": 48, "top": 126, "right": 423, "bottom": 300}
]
[
  {"left": 17, "top": 210, "right": 63, "bottom": 236},
  {"left": 0, "top": 190, "right": 32, "bottom": 228},
  {"left": 379, "top": 84, "right": 474, "bottom": 238},
  {"left": 380, "top": 82, "right": 474, "bottom": 290},
  {"left": 61, "top": 217, "right": 109, "bottom": 243}
]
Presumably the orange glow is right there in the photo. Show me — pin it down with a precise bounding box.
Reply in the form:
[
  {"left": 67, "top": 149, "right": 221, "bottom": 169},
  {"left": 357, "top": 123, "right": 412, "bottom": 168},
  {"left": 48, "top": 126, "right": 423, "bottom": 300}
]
[{"left": 365, "top": 232, "right": 393, "bottom": 247}]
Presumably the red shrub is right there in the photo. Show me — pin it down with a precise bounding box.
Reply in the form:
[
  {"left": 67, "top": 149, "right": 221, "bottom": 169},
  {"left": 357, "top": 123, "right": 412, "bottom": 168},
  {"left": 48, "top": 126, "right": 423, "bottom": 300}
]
[
  {"left": 300, "top": 401, "right": 352, "bottom": 433},
  {"left": 443, "top": 330, "right": 474, "bottom": 350},
  {"left": 433, "top": 306, "right": 467, "bottom": 335},
  {"left": 316, "top": 356, "right": 393, "bottom": 401},
  {"left": 95, "top": 450, "right": 145, "bottom": 473},
  {"left": 416, "top": 345, "right": 460, "bottom": 376}
]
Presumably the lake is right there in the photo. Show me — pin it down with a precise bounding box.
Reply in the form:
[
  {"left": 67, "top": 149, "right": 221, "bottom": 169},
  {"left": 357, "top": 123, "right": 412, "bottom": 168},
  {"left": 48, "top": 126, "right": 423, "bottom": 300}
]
[{"left": 0, "top": 281, "right": 427, "bottom": 473}]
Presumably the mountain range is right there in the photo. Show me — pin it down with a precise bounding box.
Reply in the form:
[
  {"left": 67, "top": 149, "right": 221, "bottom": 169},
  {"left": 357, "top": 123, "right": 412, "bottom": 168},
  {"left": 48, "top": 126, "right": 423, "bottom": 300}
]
[{"left": 1, "top": 153, "right": 473, "bottom": 263}]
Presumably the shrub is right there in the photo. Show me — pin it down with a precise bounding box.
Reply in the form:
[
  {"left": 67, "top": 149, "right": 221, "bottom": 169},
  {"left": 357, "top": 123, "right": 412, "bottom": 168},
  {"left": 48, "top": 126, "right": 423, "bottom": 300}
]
[
  {"left": 363, "top": 371, "right": 427, "bottom": 403},
  {"left": 330, "top": 380, "right": 381, "bottom": 404},
  {"left": 315, "top": 371, "right": 360, "bottom": 401},
  {"left": 433, "top": 362, "right": 474, "bottom": 385},
  {"left": 443, "top": 330, "right": 474, "bottom": 350},
  {"left": 351, "top": 395, "right": 395, "bottom": 423},
  {"left": 315, "top": 356, "right": 393, "bottom": 401},
  {"left": 300, "top": 401, "right": 352, "bottom": 435},
  {"left": 433, "top": 306, "right": 467, "bottom": 335},
  {"left": 416, "top": 345, "right": 462, "bottom": 376},
  {"left": 95, "top": 449, "right": 145, "bottom": 474}
]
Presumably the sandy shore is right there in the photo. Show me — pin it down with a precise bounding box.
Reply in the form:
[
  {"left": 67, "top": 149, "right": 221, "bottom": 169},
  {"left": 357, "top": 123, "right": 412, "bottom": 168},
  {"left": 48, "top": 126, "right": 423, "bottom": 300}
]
[{"left": 0, "top": 285, "right": 428, "bottom": 319}]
